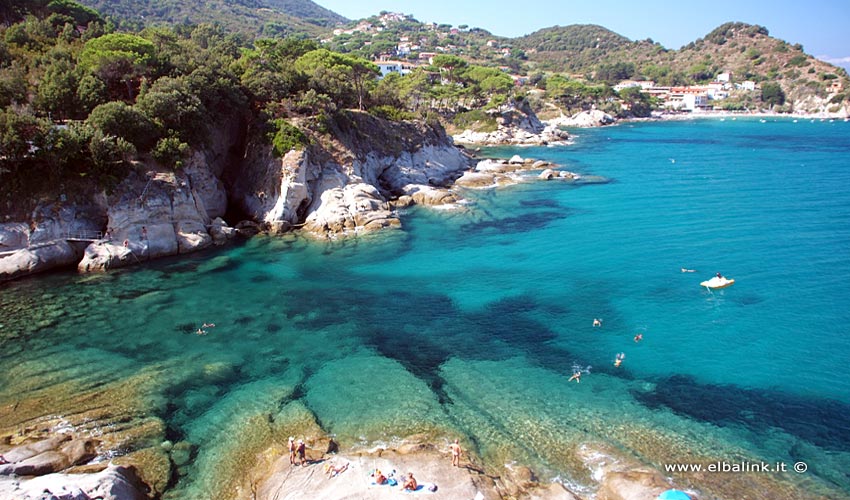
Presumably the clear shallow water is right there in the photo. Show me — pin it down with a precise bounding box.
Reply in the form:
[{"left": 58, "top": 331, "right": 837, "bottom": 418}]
[{"left": 1, "top": 118, "right": 849, "bottom": 498}]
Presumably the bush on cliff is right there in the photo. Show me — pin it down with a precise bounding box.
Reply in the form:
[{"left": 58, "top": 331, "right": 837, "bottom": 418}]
[
  {"left": 452, "top": 110, "right": 498, "bottom": 133},
  {"left": 369, "top": 105, "right": 415, "bottom": 122},
  {"left": 269, "top": 119, "right": 308, "bottom": 157},
  {"left": 87, "top": 101, "right": 158, "bottom": 151},
  {"left": 152, "top": 135, "right": 190, "bottom": 169}
]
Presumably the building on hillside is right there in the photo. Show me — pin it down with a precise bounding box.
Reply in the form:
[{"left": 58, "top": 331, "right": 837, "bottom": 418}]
[
  {"left": 397, "top": 43, "right": 411, "bottom": 56},
  {"left": 665, "top": 87, "right": 711, "bottom": 111},
  {"left": 511, "top": 74, "right": 529, "bottom": 86},
  {"left": 614, "top": 80, "right": 656, "bottom": 92},
  {"left": 705, "top": 82, "right": 730, "bottom": 99},
  {"left": 738, "top": 81, "right": 757, "bottom": 91},
  {"left": 419, "top": 52, "right": 437, "bottom": 64},
  {"left": 716, "top": 72, "right": 732, "bottom": 82},
  {"left": 376, "top": 61, "right": 416, "bottom": 78},
  {"left": 828, "top": 80, "right": 844, "bottom": 92},
  {"left": 379, "top": 12, "right": 407, "bottom": 24},
  {"left": 643, "top": 86, "right": 671, "bottom": 100}
]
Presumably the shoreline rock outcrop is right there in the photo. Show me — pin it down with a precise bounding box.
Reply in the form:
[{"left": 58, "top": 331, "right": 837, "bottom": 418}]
[
  {"left": 0, "top": 434, "right": 150, "bottom": 500},
  {"left": 454, "top": 155, "right": 589, "bottom": 189},
  {"left": 452, "top": 101, "right": 571, "bottom": 146},
  {"left": 229, "top": 112, "right": 472, "bottom": 239},
  {"left": 544, "top": 109, "right": 617, "bottom": 128}
]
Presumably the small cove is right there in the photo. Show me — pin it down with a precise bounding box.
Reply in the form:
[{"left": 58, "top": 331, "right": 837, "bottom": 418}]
[{"left": 2, "top": 118, "right": 849, "bottom": 498}]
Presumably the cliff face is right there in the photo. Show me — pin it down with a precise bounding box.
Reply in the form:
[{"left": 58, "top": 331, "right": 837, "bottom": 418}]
[
  {"left": 229, "top": 112, "right": 472, "bottom": 238},
  {"left": 1, "top": 112, "right": 471, "bottom": 281}
]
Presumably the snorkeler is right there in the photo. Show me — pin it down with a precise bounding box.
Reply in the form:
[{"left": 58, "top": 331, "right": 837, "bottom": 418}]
[
  {"left": 568, "top": 364, "right": 590, "bottom": 383},
  {"left": 614, "top": 353, "right": 625, "bottom": 367},
  {"left": 634, "top": 333, "right": 643, "bottom": 342}
]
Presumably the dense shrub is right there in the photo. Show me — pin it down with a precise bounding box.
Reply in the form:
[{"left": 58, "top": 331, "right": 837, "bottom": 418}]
[
  {"left": 87, "top": 101, "right": 158, "bottom": 150},
  {"left": 269, "top": 119, "right": 307, "bottom": 157},
  {"left": 369, "top": 105, "right": 414, "bottom": 122},
  {"left": 151, "top": 136, "right": 190, "bottom": 169}
]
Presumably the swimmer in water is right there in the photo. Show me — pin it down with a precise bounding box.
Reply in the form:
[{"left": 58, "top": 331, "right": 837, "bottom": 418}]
[
  {"left": 592, "top": 318, "right": 602, "bottom": 327},
  {"left": 614, "top": 352, "right": 625, "bottom": 368},
  {"left": 634, "top": 333, "right": 643, "bottom": 342},
  {"left": 568, "top": 363, "right": 590, "bottom": 383},
  {"left": 196, "top": 328, "right": 207, "bottom": 335},
  {"left": 681, "top": 268, "right": 696, "bottom": 273},
  {"left": 202, "top": 323, "right": 216, "bottom": 328}
]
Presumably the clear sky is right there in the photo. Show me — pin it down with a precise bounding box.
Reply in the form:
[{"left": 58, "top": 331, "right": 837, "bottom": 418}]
[{"left": 315, "top": 0, "right": 850, "bottom": 70}]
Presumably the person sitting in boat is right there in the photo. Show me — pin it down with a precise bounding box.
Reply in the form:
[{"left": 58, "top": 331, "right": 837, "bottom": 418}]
[{"left": 716, "top": 272, "right": 724, "bottom": 279}]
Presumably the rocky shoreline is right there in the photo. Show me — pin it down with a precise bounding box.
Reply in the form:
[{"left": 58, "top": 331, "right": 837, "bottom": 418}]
[
  {"left": 0, "top": 113, "right": 471, "bottom": 282},
  {"left": 0, "top": 109, "right": 593, "bottom": 283},
  {"left": 0, "top": 430, "right": 695, "bottom": 500}
]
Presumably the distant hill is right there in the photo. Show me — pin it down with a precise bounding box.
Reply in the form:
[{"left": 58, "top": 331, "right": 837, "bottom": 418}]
[
  {"left": 514, "top": 24, "right": 658, "bottom": 73},
  {"left": 76, "top": 0, "right": 347, "bottom": 35},
  {"left": 319, "top": 16, "right": 847, "bottom": 113}
]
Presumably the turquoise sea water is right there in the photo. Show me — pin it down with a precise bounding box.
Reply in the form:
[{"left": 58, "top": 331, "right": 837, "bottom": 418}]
[{"left": 2, "top": 118, "right": 849, "bottom": 498}]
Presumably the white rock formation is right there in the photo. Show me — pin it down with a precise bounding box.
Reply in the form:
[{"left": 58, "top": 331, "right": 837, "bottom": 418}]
[
  {"left": 545, "top": 109, "right": 616, "bottom": 128},
  {"left": 78, "top": 170, "right": 220, "bottom": 272},
  {"left": 231, "top": 115, "right": 472, "bottom": 239}
]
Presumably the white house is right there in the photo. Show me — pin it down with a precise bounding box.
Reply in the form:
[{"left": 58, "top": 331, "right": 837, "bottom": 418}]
[
  {"left": 614, "top": 80, "right": 656, "bottom": 92},
  {"left": 376, "top": 61, "right": 414, "bottom": 78},
  {"left": 716, "top": 72, "right": 731, "bottom": 82},
  {"left": 739, "top": 81, "right": 757, "bottom": 91},
  {"left": 665, "top": 87, "right": 711, "bottom": 111}
]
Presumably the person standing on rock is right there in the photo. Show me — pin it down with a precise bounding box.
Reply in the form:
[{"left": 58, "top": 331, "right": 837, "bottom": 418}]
[
  {"left": 297, "top": 439, "right": 306, "bottom": 465},
  {"left": 449, "top": 439, "right": 463, "bottom": 467},
  {"left": 288, "top": 437, "right": 296, "bottom": 465}
]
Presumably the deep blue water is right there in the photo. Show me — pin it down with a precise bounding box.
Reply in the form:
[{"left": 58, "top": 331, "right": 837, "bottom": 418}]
[{"left": 1, "top": 117, "right": 849, "bottom": 498}]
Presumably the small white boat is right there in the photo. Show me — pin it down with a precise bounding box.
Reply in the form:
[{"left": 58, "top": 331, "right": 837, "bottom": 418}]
[{"left": 701, "top": 276, "right": 735, "bottom": 289}]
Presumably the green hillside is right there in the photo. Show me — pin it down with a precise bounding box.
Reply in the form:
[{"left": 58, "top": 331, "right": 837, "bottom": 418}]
[
  {"left": 320, "top": 17, "right": 848, "bottom": 113},
  {"left": 75, "top": 0, "right": 347, "bottom": 35}
]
